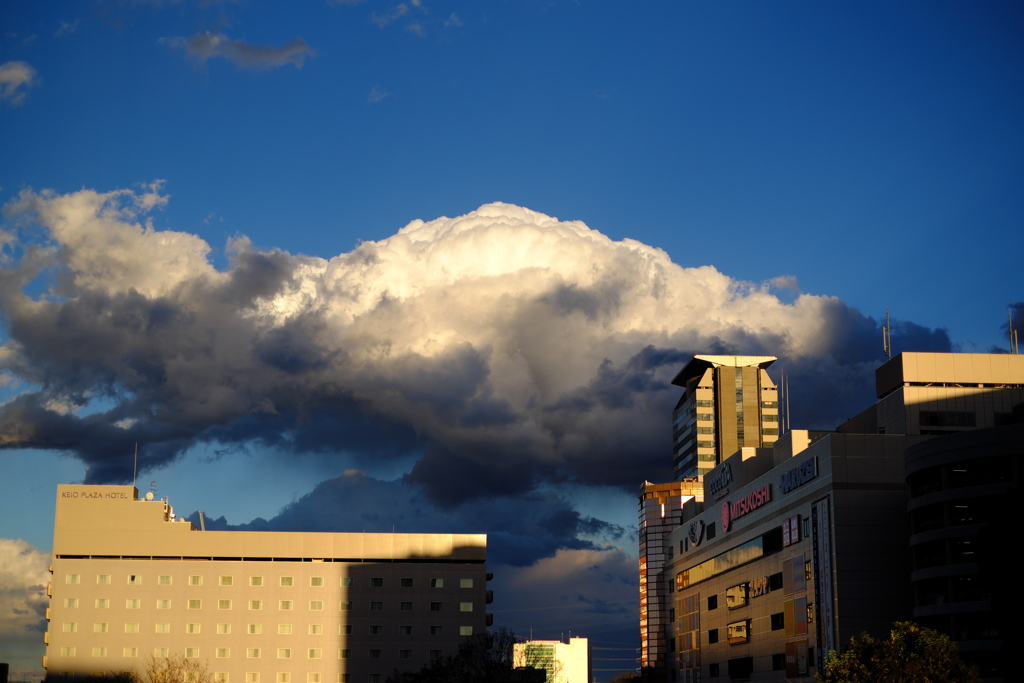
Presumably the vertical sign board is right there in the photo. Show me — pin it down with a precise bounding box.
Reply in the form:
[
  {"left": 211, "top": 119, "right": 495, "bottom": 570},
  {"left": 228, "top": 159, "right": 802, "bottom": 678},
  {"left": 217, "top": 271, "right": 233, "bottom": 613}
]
[{"left": 811, "top": 496, "right": 835, "bottom": 669}]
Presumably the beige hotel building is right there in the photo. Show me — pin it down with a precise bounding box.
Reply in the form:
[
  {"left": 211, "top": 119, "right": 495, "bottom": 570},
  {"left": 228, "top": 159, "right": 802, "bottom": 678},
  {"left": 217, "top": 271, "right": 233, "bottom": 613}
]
[{"left": 43, "top": 485, "right": 491, "bottom": 682}]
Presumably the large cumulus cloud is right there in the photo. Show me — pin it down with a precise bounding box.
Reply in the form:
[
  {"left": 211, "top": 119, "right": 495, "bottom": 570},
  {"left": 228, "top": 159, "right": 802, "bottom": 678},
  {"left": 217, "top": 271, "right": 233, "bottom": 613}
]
[
  {"left": 0, "top": 538, "right": 49, "bottom": 673},
  {"left": 0, "top": 184, "right": 951, "bottom": 504}
]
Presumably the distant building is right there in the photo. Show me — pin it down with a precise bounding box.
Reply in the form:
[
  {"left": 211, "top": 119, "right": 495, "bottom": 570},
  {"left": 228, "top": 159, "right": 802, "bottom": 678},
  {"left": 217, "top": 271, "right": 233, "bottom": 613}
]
[
  {"left": 638, "top": 481, "right": 701, "bottom": 679},
  {"left": 44, "top": 485, "right": 492, "bottom": 683},
  {"left": 513, "top": 638, "right": 590, "bottom": 683},
  {"left": 671, "top": 356, "right": 780, "bottom": 480}
]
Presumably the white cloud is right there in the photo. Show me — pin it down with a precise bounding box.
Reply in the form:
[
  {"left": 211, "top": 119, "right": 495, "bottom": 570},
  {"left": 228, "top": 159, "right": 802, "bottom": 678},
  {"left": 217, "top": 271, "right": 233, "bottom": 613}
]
[
  {"left": 0, "top": 61, "right": 38, "bottom": 106},
  {"left": 0, "top": 538, "right": 49, "bottom": 675},
  {"left": 368, "top": 85, "right": 390, "bottom": 103},
  {"left": 161, "top": 32, "right": 315, "bottom": 70},
  {"left": 55, "top": 20, "right": 80, "bottom": 37},
  {"left": 0, "top": 186, "right": 949, "bottom": 497},
  {"left": 444, "top": 12, "right": 463, "bottom": 28}
]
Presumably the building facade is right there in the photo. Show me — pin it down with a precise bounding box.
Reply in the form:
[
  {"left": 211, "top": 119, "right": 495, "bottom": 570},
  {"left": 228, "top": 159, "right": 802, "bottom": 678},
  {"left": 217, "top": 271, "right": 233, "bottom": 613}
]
[
  {"left": 44, "top": 485, "right": 491, "bottom": 683},
  {"left": 646, "top": 351, "right": 1024, "bottom": 682},
  {"left": 671, "top": 356, "right": 780, "bottom": 481},
  {"left": 513, "top": 638, "right": 590, "bottom": 683},
  {"left": 638, "top": 481, "right": 701, "bottom": 678}
]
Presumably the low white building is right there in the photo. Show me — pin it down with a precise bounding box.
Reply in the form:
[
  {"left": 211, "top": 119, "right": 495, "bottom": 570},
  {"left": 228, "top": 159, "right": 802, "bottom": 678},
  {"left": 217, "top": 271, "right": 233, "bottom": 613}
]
[{"left": 513, "top": 637, "right": 589, "bottom": 683}]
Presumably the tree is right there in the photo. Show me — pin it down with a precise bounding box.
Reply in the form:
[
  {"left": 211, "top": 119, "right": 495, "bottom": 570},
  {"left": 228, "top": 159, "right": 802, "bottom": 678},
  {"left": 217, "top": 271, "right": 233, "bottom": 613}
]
[
  {"left": 817, "top": 621, "right": 980, "bottom": 683},
  {"left": 387, "top": 628, "right": 534, "bottom": 683}
]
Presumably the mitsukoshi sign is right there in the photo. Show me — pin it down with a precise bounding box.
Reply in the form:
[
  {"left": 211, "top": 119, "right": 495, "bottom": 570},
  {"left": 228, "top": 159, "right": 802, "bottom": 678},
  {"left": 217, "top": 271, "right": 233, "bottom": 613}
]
[{"left": 721, "top": 484, "right": 771, "bottom": 532}]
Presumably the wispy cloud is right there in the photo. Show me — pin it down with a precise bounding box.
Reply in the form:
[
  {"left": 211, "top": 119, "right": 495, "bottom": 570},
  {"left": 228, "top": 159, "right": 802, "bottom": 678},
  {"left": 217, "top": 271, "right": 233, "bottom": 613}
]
[
  {"left": 55, "top": 19, "right": 80, "bottom": 37},
  {"left": 444, "top": 12, "right": 463, "bottom": 28},
  {"left": 161, "top": 32, "right": 315, "bottom": 70},
  {"left": 406, "top": 22, "right": 426, "bottom": 37},
  {"left": 0, "top": 61, "right": 37, "bottom": 106},
  {"left": 367, "top": 85, "right": 390, "bottom": 103},
  {"left": 371, "top": 3, "right": 409, "bottom": 28}
]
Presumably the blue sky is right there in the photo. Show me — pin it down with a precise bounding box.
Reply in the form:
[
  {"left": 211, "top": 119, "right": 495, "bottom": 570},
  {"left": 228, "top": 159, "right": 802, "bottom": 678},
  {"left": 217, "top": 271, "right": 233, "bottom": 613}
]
[{"left": 1, "top": 1, "right": 1022, "bottom": 678}]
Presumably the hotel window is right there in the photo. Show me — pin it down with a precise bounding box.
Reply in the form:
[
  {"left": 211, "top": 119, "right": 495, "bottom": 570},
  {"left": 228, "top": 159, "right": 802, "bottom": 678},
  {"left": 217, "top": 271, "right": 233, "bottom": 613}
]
[
  {"left": 726, "top": 584, "right": 748, "bottom": 610},
  {"left": 96, "top": 575, "right": 110, "bottom": 585},
  {"left": 126, "top": 599, "right": 140, "bottom": 609},
  {"left": 277, "top": 649, "right": 291, "bottom": 659},
  {"left": 217, "top": 624, "right": 231, "bottom": 635},
  {"left": 308, "top": 676, "right": 321, "bottom": 683},
  {"left": 279, "top": 600, "right": 293, "bottom": 611},
  {"left": 401, "top": 602, "right": 412, "bottom": 611},
  {"left": 309, "top": 649, "right": 322, "bottom": 659},
  {"left": 124, "top": 648, "right": 138, "bottom": 658},
  {"left": 369, "top": 625, "right": 383, "bottom": 635},
  {"left": 430, "top": 578, "right": 444, "bottom": 588},
  {"left": 459, "top": 602, "right": 473, "bottom": 612},
  {"left": 340, "top": 601, "right": 352, "bottom": 611},
  {"left": 61, "top": 647, "right": 76, "bottom": 657},
  {"left": 125, "top": 623, "right": 139, "bottom": 633},
  {"left": 399, "top": 626, "right": 412, "bottom": 635},
  {"left": 216, "top": 674, "right": 229, "bottom": 683},
  {"left": 157, "top": 599, "right": 171, "bottom": 610},
  {"left": 310, "top": 600, "right": 323, "bottom": 611},
  {"left": 371, "top": 601, "right": 383, "bottom": 611},
  {"left": 220, "top": 576, "right": 233, "bottom": 586},
  {"left": 400, "top": 578, "right": 413, "bottom": 587},
  {"left": 250, "top": 600, "right": 262, "bottom": 610},
  {"left": 309, "top": 624, "right": 323, "bottom": 635},
  {"left": 64, "top": 598, "right": 79, "bottom": 608},
  {"left": 429, "top": 626, "right": 443, "bottom": 636},
  {"left": 430, "top": 602, "right": 442, "bottom": 612},
  {"left": 219, "top": 600, "right": 232, "bottom": 610},
  {"left": 128, "top": 575, "right": 141, "bottom": 585},
  {"left": 770, "top": 613, "right": 784, "bottom": 631},
  {"left": 371, "top": 577, "right": 384, "bottom": 587},
  {"left": 707, "top": 595, "right": 718, "bottom": 610},
  {"left": 459, "top": 626, "right": 473, "bottom": 636},
  {"left": 92, "top": 647, "right": 107, "bottom": 657},
  {"left": 400, "top": 650, "right": 412, "bottom": 659},
  {"left": 189, "top": 575, "right": 203, "bottom": 586},
  {"left": 93, "top": 623, "right": 108, "bottom": 633},
  {"left": 158, "top": 575, "right": 172, "bottom": 585},
  {"left": 340, "top": 625, "right": 352, "bottom": 635},
  {"left": 246, "top": 675, "right": 260, "bottom": 683},
  {"left": 95, "top": 599, "right": 109, "bottom": 609},
  {"left": 310, "top": 577, "right": 324, "bottom": 587},
  {"left": 339, "top": 649, "right": 350, "bottom": 659},
  {"left": 459, "top": 578, "right": 473, "bottom": 588},
  {"left": 250, "top": 576, "right": 263, "bottom": 586},
  {"left": 188, "top": 600, "right": 202, "bottom": 610},
  {"left": 155, "top": 623, "right": 171, "bottom": 634},
  {"left": 340, "top": 577, "right": 352, "bottom": 587},
  {"left": 249, "top": 624, "right": 262, "bottom": 634},
  {"left": 279, "top": 624, "right": 293, "bottom": 635},
  {"left": 187, "top": 623, "right": 201, "bottom": 634},
  {"left": 186, "top": 648, "right": 200, "bottom": 659},
  {"left": 66, "top": 574, "right": 80, "bottom": 584},
  {"left": 246, "top": 649, "right": 260, "bottom": 659},
  {"left": 62, "top": 623, "right": 78, "bottom": 633},
  {"left": 280, "top": 577, "right": 293, "bottom": 587},
  {"left": 154, "top": 648, "right": 169, "bottom": 658},
  {"left": 709, "top": 663, "right": 720, "bottom": 677},
  {"left": 278, "top": 675, "right": 290, "bottom": 683},
  {"left": 369, "top": 650, "right": 382, "bottom": 659},
  {"left": 708, "top": 629, "right": 719, "bottom": 644}
]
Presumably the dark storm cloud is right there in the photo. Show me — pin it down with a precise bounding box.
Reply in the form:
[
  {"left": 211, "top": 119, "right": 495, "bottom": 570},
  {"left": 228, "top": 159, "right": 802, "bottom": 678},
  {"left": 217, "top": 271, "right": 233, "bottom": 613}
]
[
  {"left": 0, "top": 187, "right": 953, "bottom": 509},
  {"left": 193, "top": 471, "right": 624, "bottom": 567}
]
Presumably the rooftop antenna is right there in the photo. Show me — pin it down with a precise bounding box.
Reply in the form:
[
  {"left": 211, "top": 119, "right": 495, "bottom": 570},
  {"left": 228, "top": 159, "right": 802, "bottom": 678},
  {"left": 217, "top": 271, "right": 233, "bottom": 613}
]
[
  {"left": 784, "top": 371, "right": 791, "bottom": 433},
  {"left": 1010, "top": 308, "right": 1019, "bottom": 355},
  {"left": 882, "top": 308, "right": 892, "bottom": 360},
  {"left": 132, "top": 442, "right": 138, "bottom": 490}
]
